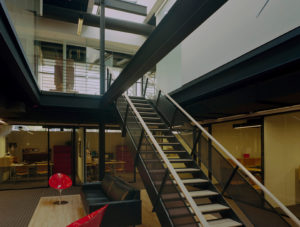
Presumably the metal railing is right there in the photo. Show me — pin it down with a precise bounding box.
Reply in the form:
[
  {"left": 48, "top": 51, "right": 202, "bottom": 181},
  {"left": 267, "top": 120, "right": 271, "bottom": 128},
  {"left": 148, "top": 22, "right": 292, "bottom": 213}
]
[
  {"left": 36, "top": 58, "right": 153, "bottom": 96},
  {"left": 145, "top": 76, "right": 300, "bottom": 226},
  {"left": 122, "top": 93, "right": 209, "bottom": 226},
  {"left": 37, "top": 58, "right": 100, "bottom": 95}
]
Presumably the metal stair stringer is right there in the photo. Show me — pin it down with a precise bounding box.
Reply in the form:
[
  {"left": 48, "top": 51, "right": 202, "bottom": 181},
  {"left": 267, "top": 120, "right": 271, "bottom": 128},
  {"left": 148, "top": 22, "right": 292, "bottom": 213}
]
[{"left": 116, "top": 95, "right": 243, "bottom": 227}]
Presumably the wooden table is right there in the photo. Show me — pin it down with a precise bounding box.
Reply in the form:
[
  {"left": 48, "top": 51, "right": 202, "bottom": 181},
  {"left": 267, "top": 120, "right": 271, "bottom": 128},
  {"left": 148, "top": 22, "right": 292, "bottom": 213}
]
[{"left": 28, "top": 194, "right": 85, "bottom": 227}]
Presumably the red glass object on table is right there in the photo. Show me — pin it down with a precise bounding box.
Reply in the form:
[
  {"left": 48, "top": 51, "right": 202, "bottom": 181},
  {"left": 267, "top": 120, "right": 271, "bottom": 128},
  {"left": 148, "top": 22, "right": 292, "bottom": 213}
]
[
  {"left": 67, "top": 204, "right": 109, "bottom": 227},
  {"left": 49, "top": 173, "right": 72, "bottom": 205}
]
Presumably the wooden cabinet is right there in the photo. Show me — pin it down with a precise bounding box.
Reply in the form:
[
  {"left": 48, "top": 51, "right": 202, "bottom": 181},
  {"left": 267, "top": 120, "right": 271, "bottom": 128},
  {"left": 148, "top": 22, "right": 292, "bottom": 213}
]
[
  {"left": 53, "top": 145, "right": 72, "bottom": 175},
  {"left": 116, "top": 145, "right": 133, "bottom": 172}
]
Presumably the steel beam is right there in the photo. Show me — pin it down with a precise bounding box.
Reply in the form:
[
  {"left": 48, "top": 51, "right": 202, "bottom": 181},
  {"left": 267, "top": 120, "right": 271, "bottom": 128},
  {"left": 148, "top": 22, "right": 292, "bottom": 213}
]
[
  {"left": 43, "top": 4, "right": 154, "bottom": 36},
  {"left": 100, "top": 0, "right": 105, "bottom": 94},
  {"left": 102, "top": 0, "right": 228, "bottom": 105},
  {"left": 94, "top": 0, "right": 147, "bottom": 16}
]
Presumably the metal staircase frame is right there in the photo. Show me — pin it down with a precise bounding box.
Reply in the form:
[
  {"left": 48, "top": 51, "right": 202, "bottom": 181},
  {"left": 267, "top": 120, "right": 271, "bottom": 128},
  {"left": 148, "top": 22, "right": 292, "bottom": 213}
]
[{"left": 124, "top": 93, "right": 210, "bottom": 226}]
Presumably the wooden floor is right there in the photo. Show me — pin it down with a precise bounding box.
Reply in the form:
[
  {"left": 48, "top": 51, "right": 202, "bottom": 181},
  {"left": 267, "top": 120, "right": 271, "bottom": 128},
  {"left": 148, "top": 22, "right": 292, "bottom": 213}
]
[
  {"left": 139, "top": 189, "right": 161, "bottom": 227},
  {"left": 28, "top": 194, "right": 85, "bottom": 227},
  {"left": 28, "top": 189, "right": 161, "bottom": 227}
]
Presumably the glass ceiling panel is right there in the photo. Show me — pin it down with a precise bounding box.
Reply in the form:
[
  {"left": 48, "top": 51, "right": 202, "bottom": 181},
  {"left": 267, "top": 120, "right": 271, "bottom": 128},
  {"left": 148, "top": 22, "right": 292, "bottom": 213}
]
[
  {"left": 92, "top": 5, "right": 145, "bottom": 23},
  {"left": 92, "top": 0, "right": 157, "bottom": 21}
]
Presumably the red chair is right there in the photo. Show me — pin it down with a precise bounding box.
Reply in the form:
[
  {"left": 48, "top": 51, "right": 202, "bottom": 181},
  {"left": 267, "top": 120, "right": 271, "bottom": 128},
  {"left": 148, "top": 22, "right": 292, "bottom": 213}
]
[
  {"left": 49, "top": 173, "right": 72, "bottom": 205},
  {"left": 67, "top": 205, "right": 109, "bottom": 227}
]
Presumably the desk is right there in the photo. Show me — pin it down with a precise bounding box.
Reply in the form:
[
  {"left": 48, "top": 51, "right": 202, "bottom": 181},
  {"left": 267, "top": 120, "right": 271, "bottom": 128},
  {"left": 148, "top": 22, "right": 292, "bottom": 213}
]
[
  {"left": 87, "top": 160, "right": 126, "bottom": 176},
  {"left": 9, "top": 163, "right": 54, "bottom": 180},
  {"left": 106, "top": 160, "right": 126, "bottom": 173},
  {"left": 28, "top": 194, "right": 85, "bottom": 227}
]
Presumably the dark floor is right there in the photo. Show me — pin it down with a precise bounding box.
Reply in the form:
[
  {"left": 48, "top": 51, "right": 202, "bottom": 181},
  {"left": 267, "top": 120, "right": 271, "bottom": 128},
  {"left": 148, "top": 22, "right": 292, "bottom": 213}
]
[
  {"left": 0, "top": 172, "right": 144, "bottom": 227},
  {"left": 0, "top": 186, "right": 81, "bottom": 227}
]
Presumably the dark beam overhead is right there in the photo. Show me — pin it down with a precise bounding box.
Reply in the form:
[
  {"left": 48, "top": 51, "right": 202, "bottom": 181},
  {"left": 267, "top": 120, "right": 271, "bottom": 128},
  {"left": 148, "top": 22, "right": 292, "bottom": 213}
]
[
  {"left": 94, "top": 0, "right": 147, "bottom": 16},
  {"left": 43, "top": 4, "right": 154, "bottom": 36},
  {"left": 102, "top": 0, "right": 228, "bottom": 105},
  {"left": 171, "top": 27, "right": 300, "bottom": 105},
  {"left": 44, "top": 0, "right": 89, "bottom": 12},
  {"left": 0, "top": 2, "right": 40, "bottom": 105}
]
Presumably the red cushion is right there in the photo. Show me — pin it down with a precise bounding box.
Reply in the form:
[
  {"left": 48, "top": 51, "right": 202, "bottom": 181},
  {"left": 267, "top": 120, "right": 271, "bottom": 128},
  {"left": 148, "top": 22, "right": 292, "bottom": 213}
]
[
  {"left": 49, "top": 173, "right": 72, "bottom": 190},
  {"left": 67, "top": 204, "right": 108, "bottom": 227}
]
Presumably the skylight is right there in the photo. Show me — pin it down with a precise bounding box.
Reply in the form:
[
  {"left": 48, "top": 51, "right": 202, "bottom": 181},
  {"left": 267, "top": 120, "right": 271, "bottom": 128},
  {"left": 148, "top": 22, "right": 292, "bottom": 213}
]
[{"left": 92, "top": 5, "right": 146, "bottom": 23}]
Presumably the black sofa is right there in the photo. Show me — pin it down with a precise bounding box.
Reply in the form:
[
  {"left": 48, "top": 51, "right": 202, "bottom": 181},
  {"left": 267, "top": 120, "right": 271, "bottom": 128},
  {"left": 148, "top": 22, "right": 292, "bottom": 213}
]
[{"left": 81, "top": 174, "right": 141, "bottom": 227}]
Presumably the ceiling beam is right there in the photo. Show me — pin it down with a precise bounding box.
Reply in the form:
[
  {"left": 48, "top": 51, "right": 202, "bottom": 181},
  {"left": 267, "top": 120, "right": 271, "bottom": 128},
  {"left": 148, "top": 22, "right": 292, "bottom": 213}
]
[
  {"left": 43, "top": 4, "right": 154, "bottom": 36},
  {"left": 0, "top": 2, "right": 40, "bottom": 105},
  {"left": 144, "top": 0, "right": 165, "bottom": 24},
  {"left": 102, "top": 0, "right": 228, "bottom": 105},
  {"left": 94, "top": 0, "right": 147, "bottom": 16}
]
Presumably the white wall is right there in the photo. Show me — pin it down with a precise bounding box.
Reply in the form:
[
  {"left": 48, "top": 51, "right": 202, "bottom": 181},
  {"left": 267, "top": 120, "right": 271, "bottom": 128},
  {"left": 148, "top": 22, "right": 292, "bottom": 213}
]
[
  {"left": 156, "top": 45, "right": 182, "bottom": 92},
  {"left": 156, "top": 0, "right": 300, "bottom": 92}
]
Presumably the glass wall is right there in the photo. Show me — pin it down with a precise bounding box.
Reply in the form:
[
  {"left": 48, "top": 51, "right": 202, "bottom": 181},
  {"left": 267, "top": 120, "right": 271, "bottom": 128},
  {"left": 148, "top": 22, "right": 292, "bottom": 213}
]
[
  {"left": 212, "top": 120, "right": 263, "bottom": 185},
  {"left": 81, "top": 127, "right": 135, "bottom": 183},
  {"left": 264, "top": 112, "right": 300, "bottom": 212},
  {"left": 85, "top": 129, "right": 99, "bottom": 182},
  {"left": 0, "top": 126, "right": 49, "bottom": 190}
]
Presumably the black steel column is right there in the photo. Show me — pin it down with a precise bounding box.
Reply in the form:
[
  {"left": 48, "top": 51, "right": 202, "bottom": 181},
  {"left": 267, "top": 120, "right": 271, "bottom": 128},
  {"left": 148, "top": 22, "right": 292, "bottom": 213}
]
[
  {"left": 83, "top": 128, "right": 87, "bottom": 183},
  {"left": 100, "top": 0, "right": 105, "bottom": 94},
  {"left": 208, "top": 124, "right": 212, "bottom": 180},
  {"left": 99, "top": 123, "right": 105, "bottom": 180},
  {"left": 72, "top": 128, "right": 76, "bottom": 184},
  {"left": 47, "top": 128, "right": 50, "bottom": 186},
  {"left": 261, "top": 118, "right": 265, "bottom": 185}
]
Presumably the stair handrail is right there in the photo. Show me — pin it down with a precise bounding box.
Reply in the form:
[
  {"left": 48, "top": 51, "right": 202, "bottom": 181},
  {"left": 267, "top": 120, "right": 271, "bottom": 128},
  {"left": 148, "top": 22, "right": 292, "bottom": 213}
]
[
  {"left": 123, "top": 93, "right": 210, "bottom": 227},
  {"left": 146, "top": 76, "right": 300, "bottom": 226}
]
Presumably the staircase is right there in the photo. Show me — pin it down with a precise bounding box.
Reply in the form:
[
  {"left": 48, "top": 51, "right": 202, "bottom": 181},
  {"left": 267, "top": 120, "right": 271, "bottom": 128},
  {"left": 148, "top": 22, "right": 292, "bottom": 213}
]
[
  {"left": 116, "top": 93, "right": 298, "bottom": 227},
  {"left": 117, "top": 95, "right": 242, "bottom": 227}
]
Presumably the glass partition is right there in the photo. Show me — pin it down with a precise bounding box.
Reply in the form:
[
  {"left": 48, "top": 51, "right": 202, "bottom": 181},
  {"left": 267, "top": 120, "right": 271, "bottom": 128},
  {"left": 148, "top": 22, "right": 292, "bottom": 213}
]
[
  {"left": 0, "top": 125, "right": 49, "bottom": 190},
  {"left": 85, "top": 129, "right": 99, "bottom": 182}
]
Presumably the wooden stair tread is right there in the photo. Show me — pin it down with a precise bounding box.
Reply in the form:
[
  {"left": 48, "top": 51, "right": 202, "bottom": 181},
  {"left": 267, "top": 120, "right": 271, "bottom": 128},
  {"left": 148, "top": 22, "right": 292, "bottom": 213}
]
[
  {"left": 208, "top": 218, "right": 242, "bottom": 227},
  {"left": 197, "top": 203, "right": 229, "bottom": 213},
  {"left": 175, "top": 168, "right": 200, "bottom": 173}
]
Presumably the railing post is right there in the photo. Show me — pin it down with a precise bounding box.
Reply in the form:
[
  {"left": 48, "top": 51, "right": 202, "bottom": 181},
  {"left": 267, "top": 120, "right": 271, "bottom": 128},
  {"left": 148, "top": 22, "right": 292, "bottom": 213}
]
[
  {"left": 198, "top": 130, "right": 202, "bottom": 167},
  {"left": 106, "top": 68, "right": 109, "bottom": 91},
  {"left": 122, "top": 104, "right": 129, "bottom": 137},
  {"left": 108, "top": 73, "right": 112, "bottom": 88},
  {"left": 221, "top": 166, "right": 239, "bottom": 195},
  {"left": 141, "top": 77, "right": 144, "bottom": 96},
  {"left": 170, "top": 108, "right": 177, "bottom": 129},
  {"left": 143, "top": 78, "right": 148, "bottom": 97},
  {"left": 153, "top": 169, "right": 169, "bottom": 212},
  {"left": 191, "top": 129, "right": 201, "bottom": 160},
  {"left": 156, "top": 90, "right": 161, "bottom": 106},
  {"left": 208, "top": 124, "right": 212, "bottom": 180},
  {"left": 132, "top": 129, "right": 144, "bottom": 183}
]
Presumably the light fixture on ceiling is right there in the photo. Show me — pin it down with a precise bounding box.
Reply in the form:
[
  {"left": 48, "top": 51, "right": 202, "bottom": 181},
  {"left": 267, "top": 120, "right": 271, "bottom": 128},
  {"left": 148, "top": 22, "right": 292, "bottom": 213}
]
[
  {"left": 77, "top": 15, "right": 84, "bottom": 35},
  {"left": 233, "top": 119, "right": 262, "bottom": 129},
  {"left": 0, "top": 119, "right": 7, "bottom": 125},
  {"left": 12, "top": 125, "right": 34, "bottom": 135}
]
